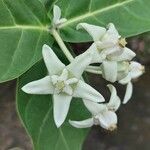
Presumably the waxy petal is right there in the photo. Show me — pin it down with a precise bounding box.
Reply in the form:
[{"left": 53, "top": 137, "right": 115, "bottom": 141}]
[
  {"left": 42, "top": 45, "right": 65, "bottom": 75},
  {"left": 98, "top": 111, "right": 117, "bottom": 131},
  {"left": 96, "top": 41, "right": 118, "bottom": 50},
  {"left": 119, "top": 74, "right": 131, "bottom": 85},
  {"left": 53, "top": 94, "right": 72, "bottom": 127},
  {"left": 110, "top": 47, "right": 136, "bottom": 61},
  {"left": 53, "top": 5, "right": 61, "bottom": 24},
  {"left": 130, "top": 61, "right": 145, "bottom": 79},
  {"left": 66, "top": 78, "right": 78, "bottom": 84},
  {"left": 59, "top": 18, "right": 67, "bottom": 23},
  {"left": 22, "top": 76, "right": 54, "bottom": 94},
  {"left": 77, "top": 23, "right": 106, "bottom": 41},
  {"left": 67, "top": 50, "right": 92, "bottom": 79},
  {"left": 87, "top": 43, "right": 105, "bottom": 63},
  {"left": 63, "top": 85, "right": 73, "bottom": 95},
  {"left": 106, "top": 23, "right": 120, "bottom": 41},
  {"left": 59, "top": 68, "right": 68, "bottom": 80},
  {"left": 107, "top": 84, "right": 121, "bottom": 111},
  {"left": 83, "top": 100, "right": 106, "bottom": 116},
  {"left": 69, "top": 118, "right": 94, "bottom": 128},
  {"left": 73, "top": 80, "right": 105, "bottom": 103},
  {"left": 123, "top": 82, "right": 133, "bottom": 104},
  {"left": 101, "top": 61, "right": 117, "bottom": 82}
]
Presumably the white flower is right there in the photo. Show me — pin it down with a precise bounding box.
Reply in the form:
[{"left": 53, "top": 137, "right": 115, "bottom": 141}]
[
  {"left": 119, "top": 61, "right": 145, "bottom": 104},
  {"left": 22, "top": 44, "right": 105, "bottom": 127},
  {"left": 52, "top": 5, "right": 67, "bottom": 27},
  {"left": 77, "top": 23, "right": 136, "bottom": 82},
  {"left": 77, "top": 23, "right": 136, "bottom": 63},
  {"left": 69, "top": 85, "right": 121, "bottom": 131}
]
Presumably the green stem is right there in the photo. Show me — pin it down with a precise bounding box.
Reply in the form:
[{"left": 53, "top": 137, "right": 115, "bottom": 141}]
[
  {"left": 51, "top": 29, "right": 74, "bottom": 62},
  {"left": 85, "top": 68, "right": 102, "bottom": 74}
]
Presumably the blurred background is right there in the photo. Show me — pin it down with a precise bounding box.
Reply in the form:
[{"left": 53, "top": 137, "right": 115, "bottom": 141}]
[{"left": 0, "top": 32, "right": 150, "bottom": 150}]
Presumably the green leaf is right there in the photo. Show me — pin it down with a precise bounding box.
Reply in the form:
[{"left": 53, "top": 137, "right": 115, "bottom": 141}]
[
  {"left": 56, "top": 0, "right": 150, "bottom": 42},
  {"left": 0, "top": 0, "right": 53, "bottom": 82},
  {"left": 16, "top": 60, "right": 90, "bottom": 150},
  {"left": 39, "top": 0, "right": 55, "bottom": 11}
]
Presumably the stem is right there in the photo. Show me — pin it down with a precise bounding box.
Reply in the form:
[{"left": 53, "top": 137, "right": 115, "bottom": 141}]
[
  {"left": 85, "top": 68, "right": 102, "bottom": 74},
  {"left": 51, "top": 29, "right": 74, "bottom": 62},
  {"left": 87, "top": 65, "right": 101, "bottom": 71},
  {"left": 86, "top": 65, "right": 102, "bottom": 74}
]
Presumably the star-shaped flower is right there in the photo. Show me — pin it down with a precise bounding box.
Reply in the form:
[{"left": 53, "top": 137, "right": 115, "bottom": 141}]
[
  {"left": 69, "top": 85, "right": 120, "bottom": 131},
  {"left": 52, "top": 5, "right": 67, "bottom": 28},
  {"left": 22, "top": 44, "right": 105, "bottom": 127},
  {"left": 77, "top": 23, "right": 135, "bottom": 63},
  {"left": 77, "top": 23, "right": 136, "bottom": 82}
]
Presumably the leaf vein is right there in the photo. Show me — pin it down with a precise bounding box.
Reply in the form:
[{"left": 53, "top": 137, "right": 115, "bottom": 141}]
[
  {"left": 1, "top": 0, "right": 16, "bottom": 25},
  {"left": 0, "top": 29, "right": 23, "bottom": 80},
  {"left": 59, "top": 0, "right": 134, "bottom": 28},
  {"left": 22, "top": 1, "right": 43, "bottom": 26},
  {"left": 59, "top": 128, "right": 70, "bottom": 150}
]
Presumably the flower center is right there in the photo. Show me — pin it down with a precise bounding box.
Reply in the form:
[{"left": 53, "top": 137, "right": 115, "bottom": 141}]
[
  {"left": 51, "top": 69, "right": 79, "bottom": 95},
  {"left": 118, "top": 38, "right": 127, "bottom": 48},
  {"left": 55, "top": 81, "right": 65, "bottom": 91}
]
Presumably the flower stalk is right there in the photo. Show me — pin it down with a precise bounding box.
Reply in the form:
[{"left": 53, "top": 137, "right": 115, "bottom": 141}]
[{"left": 51, "top": 28, "right": 74, "bottom": 62}]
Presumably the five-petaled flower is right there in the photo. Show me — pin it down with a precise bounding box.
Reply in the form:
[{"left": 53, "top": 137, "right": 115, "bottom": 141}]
[
  {"left": 22, "top": 44, "right": 105, "bottom": 127},
  {"left": 69, "top": 85, "right": 121, "bottom": 131},
  {"left": 77, "top": 23, "right": 136, "bottom": 82}
]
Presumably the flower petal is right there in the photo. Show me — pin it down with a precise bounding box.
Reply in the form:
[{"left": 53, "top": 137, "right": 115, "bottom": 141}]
[
  {"left": 87, "top": 43, "right": 106, "bottom": 63},
  {"left": 63, "top": 85, "right": 73, "bottom": 95},
  {"left": 53, "top": 5, "right": 61, "bottom": 24},
  {"left": 83, "top": 100, "right": 106, "bottom": 115},
  {"left": 66, "top": 78, "right": 78, "bottom": 84},
  {"left": 98, "top": 111, "right": 117, "bottom": 131},
  {"left": 106, "top": 23, "right": 120, "bottom": 41},
  {"left": 67, "top": 50, "right": 92, "bottom": 79},
  {"left": 117, "top": 61, "right": 129, "bottom": 80},
  {"left": 57, "top": 18, "right": 67, "bottom": 25},
  {"left": 73, "top": 80, "right": 105, "bottom": 103},
  {"left": 22, "top": 76, "right": 54, "bottom": 94},
  {"left": 59, "top": 68, "right": 68, "bottom": 80},
  {"left": 42, "top": 44, "right": 65, "bottom": 75},
  {"left": 110, "top": 47, "right": 136, "bottom": 61},
  {"left": 123, "top": 81, "right": 133, "bottom": 104},
  {"left": 119, "top": 74, "right": 131, "bottom": 85},
  {"left": 107, "top": 84, "right": 121, "bottom": 111},
  {"left": 130, "top": 61, "right": 145, "bottom": 79},
  {"left": 101, "top": 61, "right": 117, "bottom": 82},
  {"left": 69, "top": 118, "right": 94, "bottom": 128},
  {"left": 77, "top": 23, "right": 106, "bottom": 41},
  {"left": 53, "top": 94, "right": 72, "bottom": 127}
]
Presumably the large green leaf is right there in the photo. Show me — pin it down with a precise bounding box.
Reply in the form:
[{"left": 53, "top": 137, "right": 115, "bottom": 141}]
[
  {"left": 17, "top": 60, "right": 90, "bottom": 150},
  {"left": 56, "top": 0, "right": 150, "bottom": 42},
  {"left": 0, "top": 0, "right": 53, "bottom": 82}
]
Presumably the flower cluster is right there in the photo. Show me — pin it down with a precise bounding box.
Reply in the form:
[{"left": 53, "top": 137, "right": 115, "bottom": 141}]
[{"left": 22, "top": 5, "right": 145, "bottom": 131}]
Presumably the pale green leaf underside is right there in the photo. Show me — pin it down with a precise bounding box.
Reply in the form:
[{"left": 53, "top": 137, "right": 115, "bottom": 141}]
[
  {"left": 17, "top": 61, "right": 90, "bottom": 150},
  {"left": 57, "top": 0, "right": 150, "bottom": 42},
  {"left": 0, "top": 0, "right": 53, "bottom": 82}
]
